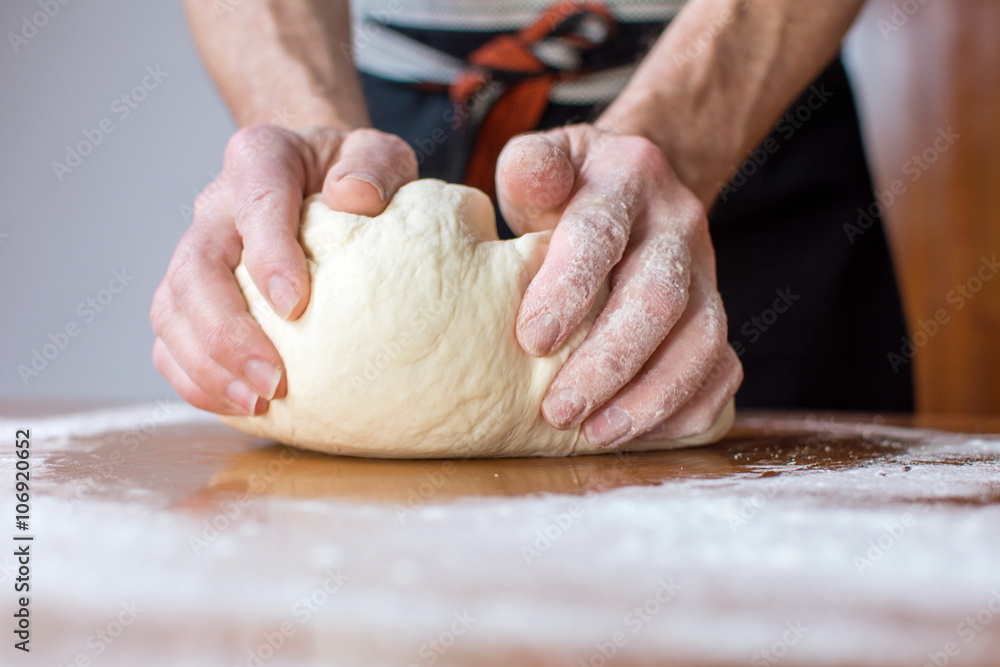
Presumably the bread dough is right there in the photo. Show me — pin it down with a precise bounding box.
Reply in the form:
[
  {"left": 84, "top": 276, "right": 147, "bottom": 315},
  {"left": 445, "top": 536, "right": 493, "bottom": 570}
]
[{"left": 221, "top": 179, "right": 733, "bottom": 458}]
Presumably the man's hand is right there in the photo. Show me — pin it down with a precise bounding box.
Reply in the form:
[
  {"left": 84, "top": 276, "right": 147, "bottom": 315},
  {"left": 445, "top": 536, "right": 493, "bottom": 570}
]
[
  {"left": 497, "top": 126, "right": 742, "bottom": 449},
  {"left": 151, "top": 125, "right": 417, "bottom": 415}
]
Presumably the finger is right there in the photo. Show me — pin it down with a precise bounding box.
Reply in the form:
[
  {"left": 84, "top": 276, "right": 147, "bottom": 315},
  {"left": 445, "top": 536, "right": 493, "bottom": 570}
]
[
  {"left": 639, "top": 346, "right": 743, "bottom": 441},
  {"left": 151, "top": 286, "right": 272, "bottom": 415},
  {"left": 496, "top": 133, "right": 575, "bottom": 235},
  {"left": 153, "top": 337, "right": 266, "bottom": 416},
  {"left": 516, "top": 136, "right": 663, "bottom": 357},
  {"left": 322, "top": 129, "right": 418, "bottom": 217},
  {"left": 163, "top": 230, "right": 287, "bottom": 405},
  {"left": 227, "top": 125, "right": 311, "bottom": 321},
  {"left": 580, "top": 280, "right": 731, "bottom": 449},
  {"left": 541, "top": 223, "right": 693, "bottom": 429}
]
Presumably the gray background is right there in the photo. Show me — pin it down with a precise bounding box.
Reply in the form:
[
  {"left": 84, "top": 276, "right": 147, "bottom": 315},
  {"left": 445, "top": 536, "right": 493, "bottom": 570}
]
[
  {"left": 0, "top": 0, "right": 234, "bottom": 401},
  {"left": 0, "top": 0, "right": 877, "bottom": 403}
]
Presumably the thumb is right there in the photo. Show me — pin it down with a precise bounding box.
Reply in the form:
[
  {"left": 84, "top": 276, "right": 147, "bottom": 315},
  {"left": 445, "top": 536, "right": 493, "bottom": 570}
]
[
  {"left": 496, "top": 133, "right": 575, "bottom": 235},
  {"left": 323, "top": 129, "right": 418, "bottom": 217}
]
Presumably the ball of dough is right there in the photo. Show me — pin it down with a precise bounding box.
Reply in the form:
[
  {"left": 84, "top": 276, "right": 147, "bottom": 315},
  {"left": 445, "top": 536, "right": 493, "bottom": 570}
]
[{"left": 221, "top": 179, "right": 733, "bottom": 458}]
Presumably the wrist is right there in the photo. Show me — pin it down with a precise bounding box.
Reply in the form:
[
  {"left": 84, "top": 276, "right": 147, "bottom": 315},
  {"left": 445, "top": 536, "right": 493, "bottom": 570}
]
[
  {"left": 239, "top": 94, "right": 370, "bottom": 132},
  {"left": 597, "top": 90, "right": 740, "bottom": 207}
]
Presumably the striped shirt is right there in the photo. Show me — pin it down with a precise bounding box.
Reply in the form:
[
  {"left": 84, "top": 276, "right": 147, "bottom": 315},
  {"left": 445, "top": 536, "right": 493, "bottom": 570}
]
[{"left": 349, "top": 0, "right": 685, "bottom": 104}]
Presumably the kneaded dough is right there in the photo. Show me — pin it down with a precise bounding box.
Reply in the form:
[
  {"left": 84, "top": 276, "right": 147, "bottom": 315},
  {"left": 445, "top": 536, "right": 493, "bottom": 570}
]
[{"left": 221, "top": 179, "right": 733, "bottom": 458}]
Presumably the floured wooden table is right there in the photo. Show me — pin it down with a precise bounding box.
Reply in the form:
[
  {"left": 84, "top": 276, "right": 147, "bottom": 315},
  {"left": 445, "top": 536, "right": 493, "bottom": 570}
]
[{"left": 2, "top": 402, "right": 999, "bottom": 666}]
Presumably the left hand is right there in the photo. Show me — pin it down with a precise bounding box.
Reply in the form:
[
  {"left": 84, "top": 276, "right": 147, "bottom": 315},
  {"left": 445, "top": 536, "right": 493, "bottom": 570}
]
[{"left": 496, "top": 124, "right": 743, "bottom": 449}]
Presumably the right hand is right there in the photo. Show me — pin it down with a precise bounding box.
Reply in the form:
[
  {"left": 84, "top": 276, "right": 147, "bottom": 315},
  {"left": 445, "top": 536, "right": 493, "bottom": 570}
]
[{"left": 151, "top": 125, "right": 418, "bottom": 415}]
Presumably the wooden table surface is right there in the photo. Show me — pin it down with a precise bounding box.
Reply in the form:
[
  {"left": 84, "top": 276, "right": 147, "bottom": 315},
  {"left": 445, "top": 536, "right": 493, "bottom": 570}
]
[{"left": 2, "top": 402, "right": 999, "bottom": 666}]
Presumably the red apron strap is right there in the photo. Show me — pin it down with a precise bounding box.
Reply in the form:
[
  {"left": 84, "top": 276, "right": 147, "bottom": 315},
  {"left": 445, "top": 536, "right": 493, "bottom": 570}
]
[{"left": 448, "top": 2, "right": 617, "bottom": 201}]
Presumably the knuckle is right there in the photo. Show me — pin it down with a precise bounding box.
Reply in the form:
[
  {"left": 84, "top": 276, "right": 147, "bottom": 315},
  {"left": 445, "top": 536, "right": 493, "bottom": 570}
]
[
  {"left": 204, "top": 317, "right": 253, "bottom": 364},
  {"left": 151, "top": 338, "right": 169, "bottom": 374},
  {"left": 621, "top": 135, "right": 669, "bottom": 176},
  {"left": 348, "top": 127, "right": 382, "bottom": 142},
  {"left": 149, "top": 288, "right": 173, "bottom": 335},
  {"left": 193, "top": 187, "right": 223, "bottom": 218},
  {"left": 652, "top": 380, "right": 687, "bottom": 418},
  {"left": 235, "top": 185, "right": 283, "bottom": 229},
  {"left": 725, "top": 350, "right": 745, "bottom": 390},
  {"left": 384, "top": 131, "right": 414, "bottom": 156},
  {"left": 580, "top": 207, "right": 630, "bottom": 260},
  {"left": 242, "top": 230, "right": 303, "bottom": 276},
  {"left": 396, "top": 149, "right": 420, "bottom": 179},
  {"left": 592, "top": 350, "right": 628, "bottom": 385},
  {"left": 193, "top": 190, "right": 213, "bottom": 217},
  {"left": 371, "top": 132, "right": 418, "bottom": 180},
  {"left": 698, "top": 292, "right": 729, "bottom": 353},
  {"left": 680, "top": 197, "right": 708, "bottom": 230},
  {"left": 647, "top": 281, "right": 688, "bottom": 328},
  {"left": 356, "top": 127, "right": 408, "bottom": 152},
  {"left": 165, "top": 244, "right": 202, "bottom": 303},
  {"left": 226, "top": 124, "right": 282, "bottom": 161},
  {"left": 699, "top": 344, "right": 742, "bottom": 397},
  {"left": 640, "top": 255, "right": 691, "bottom": 322}
]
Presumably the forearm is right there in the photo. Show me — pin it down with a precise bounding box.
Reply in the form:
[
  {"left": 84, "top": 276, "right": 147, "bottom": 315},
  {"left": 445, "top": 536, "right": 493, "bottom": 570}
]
[
  {"left": 184, "top": 0, "right": 368, "bottom": 129},
  {"left": 599, "top": 0, "right": 865, "bottom": 206}
]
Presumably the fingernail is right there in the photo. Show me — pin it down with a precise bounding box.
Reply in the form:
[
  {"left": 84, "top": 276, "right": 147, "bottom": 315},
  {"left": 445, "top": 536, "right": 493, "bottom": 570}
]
[
  {"left": 243, "top": 359, "right": 282, "bottom": 400},
  {"left": 226, "top": 379, "right": 261, "bottom": 416},
  {"left": 585, "top": 407, "right": 633, "bottom": 447},
  {"left": 268, "top": 274, "right": 300, "bottom": 320},
  {"left": 340, "top": 173, "right": 386, "bottom": 202},
  {"left": 543, "top": 389, "right": 586, "bottom": 428},
  {"left": 522, "top": 313, "right": 560, "bottom": 356}
]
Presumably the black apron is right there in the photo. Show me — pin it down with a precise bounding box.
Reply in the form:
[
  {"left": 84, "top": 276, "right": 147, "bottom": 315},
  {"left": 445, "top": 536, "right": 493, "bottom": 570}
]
[{"left": 358, "top": 24, "right": 914, "bottom": 413}]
